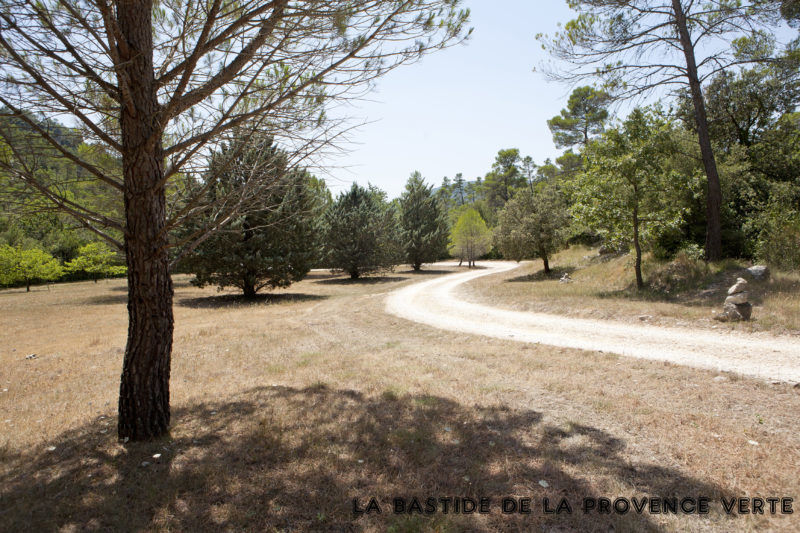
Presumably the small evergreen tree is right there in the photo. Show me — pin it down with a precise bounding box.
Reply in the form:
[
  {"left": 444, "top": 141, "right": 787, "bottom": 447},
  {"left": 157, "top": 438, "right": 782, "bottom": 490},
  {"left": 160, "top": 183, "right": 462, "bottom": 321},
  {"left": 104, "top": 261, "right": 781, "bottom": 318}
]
[
  {"left": 181, "top": 135, "right": 327, "bottom": 298},
  {"left": 399, "top": 172, "right": 449, "bottom": 270},
  {"left": 449, "top": 208, "right": 492, "bottom": 268},
  {"left": 323, "top": 183, "right": 400, "bottom": 279}
]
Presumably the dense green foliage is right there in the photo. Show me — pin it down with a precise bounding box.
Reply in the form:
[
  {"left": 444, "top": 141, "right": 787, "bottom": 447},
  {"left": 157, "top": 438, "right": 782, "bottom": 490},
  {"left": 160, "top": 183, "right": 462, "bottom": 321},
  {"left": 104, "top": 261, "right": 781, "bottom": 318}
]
[
  {"left": 180, "top": 136, "right": 328, "bottom": 297},
  {"left": 65, "top": 243, "right": 126, "bottom": 282},
  {"left": 495, "top": 181, "right": 570, "bottom": 274},
  {"left": 0, "top": 245, "right": 63, "bottom": 291},
  {"left": 323, "top": 183, "right": 401, "bottom": 279},
  {"left": 573, "top": 109, "right": 702, "bottom": 288},
  {"left": 399, "top": 172, "right": 449, "bottom": 270}
]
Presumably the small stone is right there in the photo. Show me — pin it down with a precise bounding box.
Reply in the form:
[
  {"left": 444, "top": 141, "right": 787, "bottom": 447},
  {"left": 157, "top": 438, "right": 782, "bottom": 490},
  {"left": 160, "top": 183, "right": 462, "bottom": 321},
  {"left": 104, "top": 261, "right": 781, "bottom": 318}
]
[
  {"left": 25, "top": 354, "right": 37, "bottom": 360},
  {"left": 735, "top": 302, "right": 752, "bottom": 321},
  {"left": 638, "top": 315, "right": 653, "bottom": 321},
  {"left": 725, "top": 292, "right": 748, "bottom": 305},
  {"left": 463, "top": 476, "right": 470, "bottom": 482},
  {"left": 1, "top": 388, "right": 7, "bottom": 393},
  {"left": 46, "top": 446, "right": 56, "bottom": 452},
  {"left": 443, "top": 426, "right": 452, "bottom": 432},
  {"left": 122, "top": 437, "right": 130, "bottom": 443},
  {"left": 357, "top": 459, "right": 364, "bottom": 464},
  {"left": 152, "top": 453, "right": 162, "bottom": 460},
  {"left": 728, "top": 278, "right": 748, "bottom": 295},
  {"left": 713, "top": 376, "right": 728, "bottom": 382},
  {"left": 747, "top": 440, "right": 759, "bottom": 446},
  {"left": 538, "top": 480, "right": 550, "bottom": 488},
  {"left": 141, "top": 461, "right": 151, "bottom": 467},
  {"left": 746, "top": 265, "right": 770, "bottom": 281}
]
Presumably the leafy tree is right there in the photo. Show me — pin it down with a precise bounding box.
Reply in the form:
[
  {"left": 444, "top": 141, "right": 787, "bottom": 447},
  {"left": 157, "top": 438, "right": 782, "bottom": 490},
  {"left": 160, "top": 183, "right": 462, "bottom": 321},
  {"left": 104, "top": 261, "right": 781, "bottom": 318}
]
[
  {"left": 65, "top": 242, "right": 126, "bottom": 282},
  {"left": 539, "top": 0, "right": 785, "bottom": 260},
  {"left": 572, "top": 109, "right": 699, "bottom": 289},
  {"left": 449, "top": 208, "right": 491, "bottom": 267},
  {"left": 0, "top": 0, "right": 470, "bottom": 440},
  {"left": 399, "top": 172, "right": 449, "bottom": 271},
  {"left": 0, "top": 245, "right": 62, "bottom": 291},
  {"left": 180, "top": 135, "right": 327, "bottom": 297},
  {"left": 324, "top": 183, "right": 400, "bottom": 279},
  {"left": 495, "top": 182, "right": 570, "bottom": 274},
  {"left": 547, "top": 86, "right": 611, "bottom": 148},
  {"left": 483, "top": 148, "right": 525, "bottom": 209}
]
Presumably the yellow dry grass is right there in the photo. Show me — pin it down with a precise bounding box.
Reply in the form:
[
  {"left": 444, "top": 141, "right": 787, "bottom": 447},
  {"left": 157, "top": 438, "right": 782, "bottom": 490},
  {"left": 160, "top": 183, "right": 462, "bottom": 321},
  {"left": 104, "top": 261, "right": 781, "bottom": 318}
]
[{"left": 1, "top": 266, "right": 799, "bottom": 532}]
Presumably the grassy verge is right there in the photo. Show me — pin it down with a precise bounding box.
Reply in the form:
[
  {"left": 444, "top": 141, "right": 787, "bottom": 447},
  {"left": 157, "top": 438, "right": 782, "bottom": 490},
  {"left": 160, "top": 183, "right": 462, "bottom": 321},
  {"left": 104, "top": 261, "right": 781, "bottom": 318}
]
[{"left": 464, "top": 246, "right": 800, "bottom": 334}]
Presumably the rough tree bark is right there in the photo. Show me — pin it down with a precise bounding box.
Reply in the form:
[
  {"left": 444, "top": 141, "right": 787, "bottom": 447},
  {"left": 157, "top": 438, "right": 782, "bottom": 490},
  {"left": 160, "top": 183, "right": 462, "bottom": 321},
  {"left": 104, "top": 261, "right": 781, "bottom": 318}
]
[
  {"left": 633, "top": 202, "right": 644, "bottom": 290},
  {"left": 117, "top": 0, "right": 173, "bottom": 441},
  {"left": 672, "top": 0, "right": 723, "bottom": 261}
]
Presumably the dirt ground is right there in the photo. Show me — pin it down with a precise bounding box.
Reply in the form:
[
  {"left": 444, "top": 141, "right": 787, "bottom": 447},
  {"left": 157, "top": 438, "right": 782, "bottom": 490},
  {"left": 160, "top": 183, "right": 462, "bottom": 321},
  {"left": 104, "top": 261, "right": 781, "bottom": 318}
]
[{"left": 1, "top": 267, "right": 799, "bottom": 532}]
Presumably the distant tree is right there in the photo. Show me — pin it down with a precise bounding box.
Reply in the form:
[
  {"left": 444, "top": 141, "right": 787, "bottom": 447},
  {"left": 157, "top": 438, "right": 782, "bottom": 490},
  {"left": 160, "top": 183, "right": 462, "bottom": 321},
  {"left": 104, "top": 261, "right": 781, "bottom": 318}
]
[
  {"left": 573, "top": 109, "right": 698, "bottom": 289},
  {"left": 449, "top": 208, "right": 491, "bottom": 267},
  {"left": 484, "top": 148, "right": 524, "bottom": 208},
  {"left": 180, "top": 135, "right": 327, "bottom": 297},
  {"left": 452, "top": 173, "right": 467, "bottom": 206},
  {"left": 399, "top": 172, "right": 449, "bottom": 271},
  {"left": 495, "top": 182, "right": 570, "bottom": 274},
  {"left": 547, "top": 86, "right": 611, "bottom": 148},
  {"left": 539, "top": 0, "right": 785, "bottom": 260},
  {"left": 0, "top": 245, "right": 62, "bottom": 291},
  {"left": 324, "top": 183, "right": 400, "bottom": 279},
  {"left": 65, "top": 242, "right": 126, "bottom": 282}
]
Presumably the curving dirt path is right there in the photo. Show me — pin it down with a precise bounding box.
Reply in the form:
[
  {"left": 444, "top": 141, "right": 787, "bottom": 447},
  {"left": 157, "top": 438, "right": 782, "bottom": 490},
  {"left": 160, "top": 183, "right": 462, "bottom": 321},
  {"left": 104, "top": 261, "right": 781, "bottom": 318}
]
[{"left": 385, "top": 261, "right": 800, "bottom": 383}]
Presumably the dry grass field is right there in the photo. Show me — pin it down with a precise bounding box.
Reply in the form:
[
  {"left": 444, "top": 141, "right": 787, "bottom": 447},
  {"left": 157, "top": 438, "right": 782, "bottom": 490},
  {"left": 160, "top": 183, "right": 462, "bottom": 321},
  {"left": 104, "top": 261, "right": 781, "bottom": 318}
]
[
  {"left": 1, "top": 266, "right": 799, "bottom": 532},
  {"left": 464, "top": 246, "right": 800, "bottom": 335}
]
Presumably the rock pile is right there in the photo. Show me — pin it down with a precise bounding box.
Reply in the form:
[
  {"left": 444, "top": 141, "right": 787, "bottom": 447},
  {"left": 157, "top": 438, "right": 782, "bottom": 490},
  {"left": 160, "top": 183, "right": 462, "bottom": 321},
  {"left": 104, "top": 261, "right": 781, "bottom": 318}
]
[
  {"left": 714, "top": 277, "right": 752, "bottom": 322},
  {"left": 559, "top": 272, "right": 572, "bottom": 284}
]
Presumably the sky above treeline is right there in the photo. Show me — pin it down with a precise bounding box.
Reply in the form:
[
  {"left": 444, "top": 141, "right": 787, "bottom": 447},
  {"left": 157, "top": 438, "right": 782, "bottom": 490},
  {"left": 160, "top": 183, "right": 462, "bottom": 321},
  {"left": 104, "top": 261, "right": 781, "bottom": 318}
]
[{"left": 320, "top": 0, "right": 581, "bottom": 199}]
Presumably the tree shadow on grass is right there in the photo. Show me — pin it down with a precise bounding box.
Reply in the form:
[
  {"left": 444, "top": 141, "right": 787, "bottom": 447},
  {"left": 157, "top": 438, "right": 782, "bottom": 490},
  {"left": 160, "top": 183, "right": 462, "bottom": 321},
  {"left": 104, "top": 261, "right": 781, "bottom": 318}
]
[
  {"left": 1, "top": 385, "right": 736, "bottom": 532},
  {"left": 82, "top": 293, "right": 130, "bottom": 306},
  {"left": 315, "top": 276, "right": 407, "bottom": 285},
  {"left": 505, "top": 266, "right": 576, "bottom": 283},
  {"left": 177, "top": 293, "right": 327, "bottom": 309}
]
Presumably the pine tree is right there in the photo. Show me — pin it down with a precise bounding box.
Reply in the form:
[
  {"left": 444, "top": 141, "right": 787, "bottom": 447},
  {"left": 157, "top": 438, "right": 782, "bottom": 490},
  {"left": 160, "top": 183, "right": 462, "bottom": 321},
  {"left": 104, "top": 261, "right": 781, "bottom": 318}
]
[{"left": 399, "top": 172, "right": 449, "bottom": 270}]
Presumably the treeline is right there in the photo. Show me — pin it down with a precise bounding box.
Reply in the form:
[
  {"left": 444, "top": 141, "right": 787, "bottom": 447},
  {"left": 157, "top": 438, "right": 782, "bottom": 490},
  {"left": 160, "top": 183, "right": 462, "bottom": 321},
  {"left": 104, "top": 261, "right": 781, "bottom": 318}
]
[{"left": 2, "top": 54, "right": 799, "bottom": 294}]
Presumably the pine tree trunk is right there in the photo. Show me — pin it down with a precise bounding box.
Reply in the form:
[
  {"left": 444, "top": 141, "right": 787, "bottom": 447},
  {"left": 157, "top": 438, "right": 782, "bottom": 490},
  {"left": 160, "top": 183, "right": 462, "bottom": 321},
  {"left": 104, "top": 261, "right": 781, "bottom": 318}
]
[
  {"left": 633, "top": 205, "right": 644, "bottom": 290},
  {"left": 243, "top": 274, "right": 257, "bottom": 299},
  {"left": 117, "top": 0, "right": 173, "bottom": 441},
  {"left": 672, "top": 0, "right": 723, "bottom": 261}
]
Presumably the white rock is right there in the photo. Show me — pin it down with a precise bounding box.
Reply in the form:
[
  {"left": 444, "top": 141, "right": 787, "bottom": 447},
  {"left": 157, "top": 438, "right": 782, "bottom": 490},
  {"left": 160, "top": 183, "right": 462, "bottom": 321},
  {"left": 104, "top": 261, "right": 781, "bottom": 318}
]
[
  {"left": 538, "top": 480, "right": 550, "bottom": 488},
  {"left": 152, "top": 453, "right": 162, "bottom": 460},
  {"left": 141, "top": 461, "right": 151, "bottom": 467},
  {"left": 747, "top": 440, "right": 759, "bottom": 446},
  {"left": 725, "top": 292, "right": 748, "bottom": 305},
  {"left": 728, "top": 278, "right": 748, "bottom": 295},
  {"left": 746, "top": 265, "right": 769, "bottom": 281},
  {"left": 46, "top": 446, "right": 56, "bottom": 452}
]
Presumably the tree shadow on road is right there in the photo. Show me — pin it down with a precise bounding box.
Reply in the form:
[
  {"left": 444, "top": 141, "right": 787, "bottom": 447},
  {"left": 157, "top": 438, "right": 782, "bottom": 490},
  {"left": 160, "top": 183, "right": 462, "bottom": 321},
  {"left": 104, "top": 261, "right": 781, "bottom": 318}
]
[{"left": 1, "top": 385, "right": 734, "bottom": 532}]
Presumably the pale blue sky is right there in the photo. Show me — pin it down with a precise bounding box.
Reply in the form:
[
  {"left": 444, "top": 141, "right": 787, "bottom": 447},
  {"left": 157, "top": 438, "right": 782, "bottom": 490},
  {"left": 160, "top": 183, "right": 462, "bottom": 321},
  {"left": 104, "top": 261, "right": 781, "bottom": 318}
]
[{"left": 321, "top": 1, "right": 578, "bottom": 199}]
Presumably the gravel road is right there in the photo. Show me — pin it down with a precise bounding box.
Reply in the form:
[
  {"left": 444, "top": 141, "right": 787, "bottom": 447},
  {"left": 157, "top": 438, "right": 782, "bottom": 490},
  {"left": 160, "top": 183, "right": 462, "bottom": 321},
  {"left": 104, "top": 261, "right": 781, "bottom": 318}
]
[{"left": 385, "top": 261, "right": 800, "bottom": 383}]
